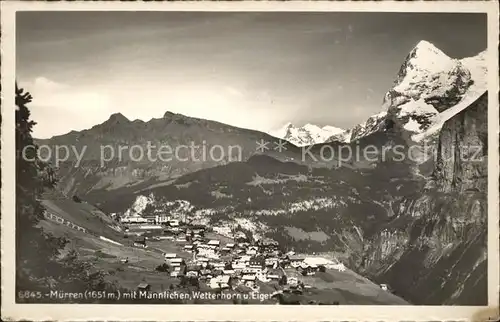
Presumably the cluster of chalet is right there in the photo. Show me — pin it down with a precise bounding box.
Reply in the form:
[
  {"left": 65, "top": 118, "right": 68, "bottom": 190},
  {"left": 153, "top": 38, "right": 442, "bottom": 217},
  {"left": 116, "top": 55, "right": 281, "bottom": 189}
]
[
  {"left": 161, "top": 236, "right": 337, "bottom": 292},
  {"left": 161, "top": 236, "right": 288, "bottom": 291},
  {"left": 121, "top": 215, "right": 344, "bottom": 292},
  {"left": 124, "top": 219, "right": 204, "bottom": 247}
]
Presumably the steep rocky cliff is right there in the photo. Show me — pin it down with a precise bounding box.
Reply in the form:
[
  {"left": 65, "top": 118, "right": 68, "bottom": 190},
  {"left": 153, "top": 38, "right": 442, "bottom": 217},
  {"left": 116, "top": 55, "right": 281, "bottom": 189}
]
[{"left": 359, "top": 92, "right": 488, "bottom": 305}]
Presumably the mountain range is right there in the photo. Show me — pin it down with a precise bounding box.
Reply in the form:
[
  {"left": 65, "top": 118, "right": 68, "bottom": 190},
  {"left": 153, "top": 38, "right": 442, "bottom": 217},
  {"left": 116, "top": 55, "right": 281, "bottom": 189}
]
[
  {"left": 36, "top": 40, "right": 488, "bottom": 305},
  {"left": 269, "top": 123, "right": 350, "bottom": 146}
]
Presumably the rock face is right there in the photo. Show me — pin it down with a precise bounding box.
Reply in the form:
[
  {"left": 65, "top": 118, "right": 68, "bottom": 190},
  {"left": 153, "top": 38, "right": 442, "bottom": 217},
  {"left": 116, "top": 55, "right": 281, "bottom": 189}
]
[
  {"left": 434, "top": 92, "right": 488, "bottom": 193},
  {"left": 347, "top": 112, "right": 388, "bottom": 142},
  {"left": 359, "top": 92, "right": 488, "bottom": 305}
]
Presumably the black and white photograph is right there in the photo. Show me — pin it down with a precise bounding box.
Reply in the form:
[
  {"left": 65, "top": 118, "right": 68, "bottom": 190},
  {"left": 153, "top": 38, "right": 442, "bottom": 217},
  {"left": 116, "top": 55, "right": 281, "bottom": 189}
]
[{"left": 1, "top": 1, "right": 499, "bottom": 321}]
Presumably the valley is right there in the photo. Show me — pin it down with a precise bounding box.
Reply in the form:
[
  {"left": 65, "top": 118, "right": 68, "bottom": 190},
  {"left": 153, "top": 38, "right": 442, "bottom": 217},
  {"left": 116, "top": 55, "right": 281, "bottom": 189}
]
[{"left": 31, "top": 40, "right": 488, "bottom": 305}]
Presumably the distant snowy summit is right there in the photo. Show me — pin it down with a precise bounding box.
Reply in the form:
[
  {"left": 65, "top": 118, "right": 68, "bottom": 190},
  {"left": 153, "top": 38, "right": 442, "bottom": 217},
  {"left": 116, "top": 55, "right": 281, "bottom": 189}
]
[
  {"left": 270, "top": 122, "right": 351, "bottom": 146},
  {"left": 272, "top": 40, "right": 487, "bottom": 147}
]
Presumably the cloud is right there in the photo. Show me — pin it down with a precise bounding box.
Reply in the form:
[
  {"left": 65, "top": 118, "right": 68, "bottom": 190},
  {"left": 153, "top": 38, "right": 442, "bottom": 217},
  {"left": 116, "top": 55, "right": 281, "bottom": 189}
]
[
  {"left": 224, "top": 86, "right": 244, "bottom": 97},
  {"left": 20, "top": 77, "right": 114, "bottom": 138}
]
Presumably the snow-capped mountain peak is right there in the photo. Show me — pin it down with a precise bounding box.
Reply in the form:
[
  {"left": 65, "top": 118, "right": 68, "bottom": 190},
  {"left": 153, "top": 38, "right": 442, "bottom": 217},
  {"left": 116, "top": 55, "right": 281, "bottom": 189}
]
[
  {"left": 383, "top": 40, "right": 486, "bottom": 142},
  {"left": 270, "top": 123, "right": 348, "bottom": 146},
  {"left": 271, "top": 41, "right": 486, "bottom": 149},
  {"left": 386, "top": 40, "right": 473, "bottom": 113}
]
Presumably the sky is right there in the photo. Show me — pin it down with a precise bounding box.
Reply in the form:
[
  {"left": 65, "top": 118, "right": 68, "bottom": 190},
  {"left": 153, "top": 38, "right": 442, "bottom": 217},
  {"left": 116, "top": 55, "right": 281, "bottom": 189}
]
[{"left": 16, "top": 11, "right": 487, "bottom": 139}]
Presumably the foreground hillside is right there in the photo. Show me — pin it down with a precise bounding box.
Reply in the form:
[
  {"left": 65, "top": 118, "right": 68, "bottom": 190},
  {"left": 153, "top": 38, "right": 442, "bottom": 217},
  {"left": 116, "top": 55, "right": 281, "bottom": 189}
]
[{"left": 39, "top": 196, "right": 408, "bottom": 305}]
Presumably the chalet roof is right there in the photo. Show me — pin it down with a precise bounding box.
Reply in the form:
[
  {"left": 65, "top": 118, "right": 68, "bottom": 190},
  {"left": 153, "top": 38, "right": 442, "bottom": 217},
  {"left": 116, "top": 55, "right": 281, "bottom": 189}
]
[
  {"left": 242, "top": 275, "right": 256, "bottom": 281},
  {"left": 299, "top": 262, "right": 317, "bottom": 269},
  {"left": 164, "top": 253, "right": 177, "bottom": 258},
  {"left": 137, "top": 283, "right": 150, "bottom": 288},
  {"left": 213, "top": 275, "right": 231, "bottom": 283},
  {"left": 207, "top": 240, "right": 221, "bottom": 245},
  {"left": 197, "top": 257, "right": 209, "bottom": 262}
]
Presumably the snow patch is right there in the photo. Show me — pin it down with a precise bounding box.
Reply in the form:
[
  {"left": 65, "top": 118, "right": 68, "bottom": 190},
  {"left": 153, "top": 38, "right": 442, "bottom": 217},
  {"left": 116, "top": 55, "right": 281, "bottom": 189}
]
[{"left": 270, "top": 122, "right": 348, "bottom": 146}]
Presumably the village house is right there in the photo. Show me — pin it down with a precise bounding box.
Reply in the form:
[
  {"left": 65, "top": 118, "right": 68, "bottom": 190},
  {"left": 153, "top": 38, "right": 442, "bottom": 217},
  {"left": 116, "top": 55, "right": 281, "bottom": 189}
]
[
  {"left": 288, "top": 276, "right": 299, "bottom": 287},
  {"left": 231, "top": 262, "right": 246, "bottom": 272},
  {"left": 184, "top": 244, "right": 194, "bottom": 252},
  {"left": 260, "top": 238, "right": 279, "bottom": 250},
  {"left": 209, "top": 275, "right": 231, "bottom": 289},
  {"left": 121, "top": 216, "right": 148, "bottom": 224},
  {"left": 236, "top": 255, "right": 251, "bottom": 265},
  {"left": 245, "top": 245, "right": 259, "bottom": 256},
  {"left": 265, "top": 257, "right": 279, "bottom": 267},
  {"left": 266, "top": 273, "right": 281, "bottom": 281},
  {"left": 246, "top": 249, "right": 257, "bottom": 256},
  {"left": 299, "top": 262, "right": 318, "bottom": 276},
  {"left": 137, "top": 283, "right": 151, "bottom": 292},
  {"left": 223, "top": 269, "right": 236, "bottom": 276},
  {"left": 197, "top": 246, "right": 218, "bottom": 259},
  {"left": 266, "top": 268, "right": 282, "bottom": 281},
  {"left": 256, "top": 269, "right": 269, "bottom": 282},
  {"left": 288, "top": 255, "right": 306, "bottom": 268},
  {"left": 133, "top": 236, "right": 147, "bottom": 248},
  {"left": 192, "top": 228, "right": 205, "bottom": 236},
  {"left": 207, "top": 240, "right": 221, "bottom": 248},
  {"left": 137, "top": 224, "right": 164, "bottom": 231},
  {"left": 225, "top": 243, "right": 235, "bottom": 249},
  {"left": 186, "top": 270, "right": 199, "bottom": 278},
  {"left": 249, "top": 256, "right": 265, "bottom": 268},
  {"left": 200, "top": 269, "right": 212, "bottom": 278},
  {"left": 212, "top": 262, "right": 226, "bottom": 270},
  {"left": 167, "top": 257, "right": 185, "bottom": 268},
  {"left": 195, "top": 257, "right": 210, "bottom": 268},
  {"left": 241, "top": 274, "right": 256, "bottom": 288},
  {"left": 234, "top": 231, "right": 247, "bottom": 242},
  {"left": 169, "top": 226, "right": 181, "bottom": 233},
  {"left": 155, "top": 214, "right": 171, "bottom": 224},
  {"left": 164, "top": 253, "right": 177, "bottom": 259},
  {"left": 167, "top": 220, "right": 180, "bottom": 227},
  {"left": 176, "top": 234, "right": 187, "bottom": 242}
]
